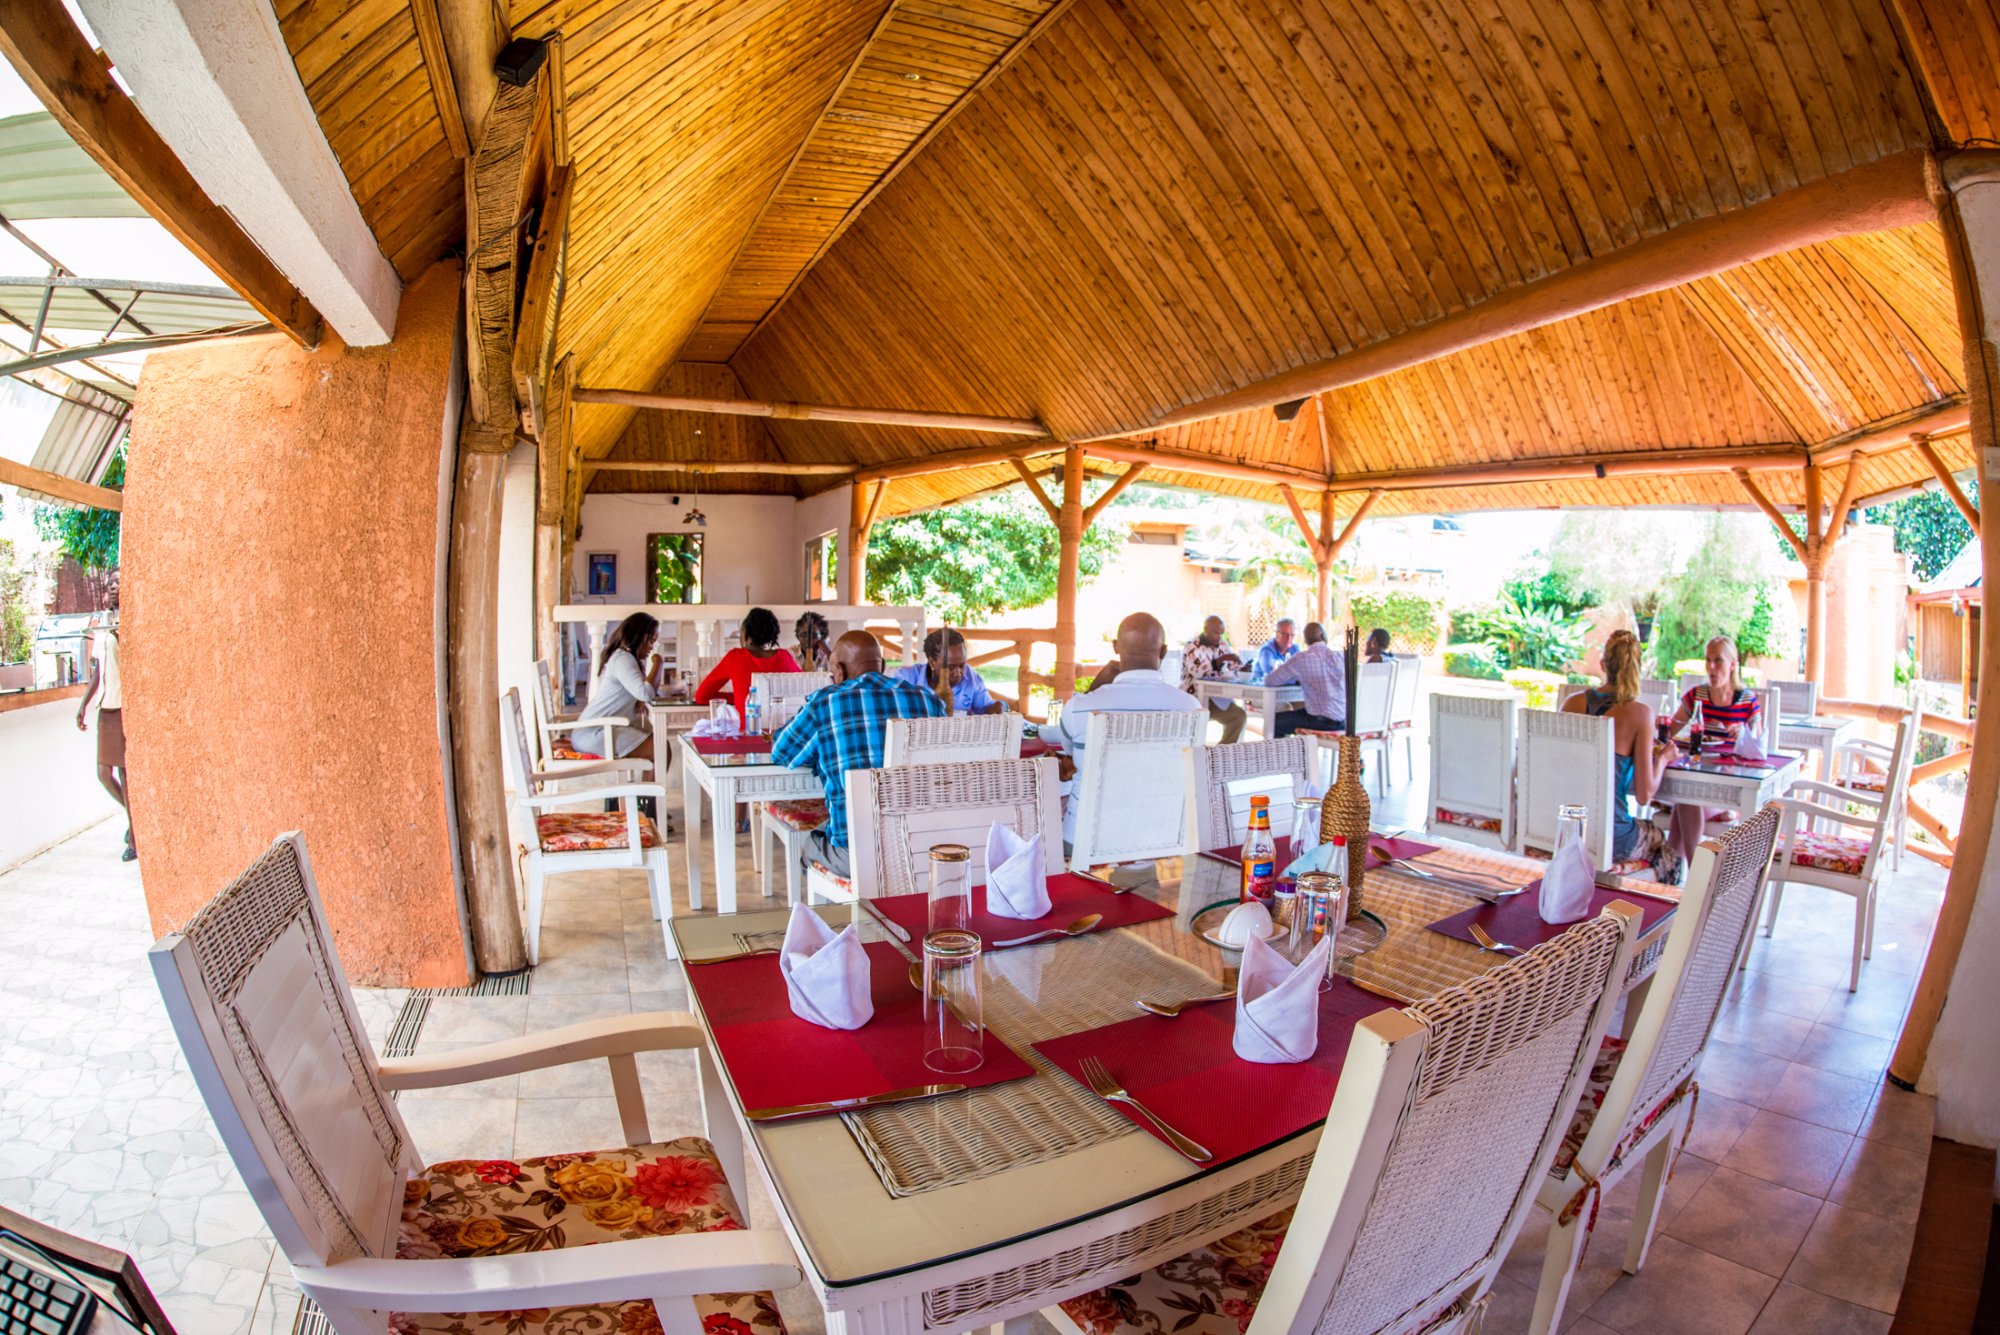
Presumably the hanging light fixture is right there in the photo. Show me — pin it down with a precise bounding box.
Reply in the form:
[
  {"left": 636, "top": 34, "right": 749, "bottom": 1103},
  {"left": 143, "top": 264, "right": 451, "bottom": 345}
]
[{"left": 683, "top": 473, "right": 707, "bottom": 528}]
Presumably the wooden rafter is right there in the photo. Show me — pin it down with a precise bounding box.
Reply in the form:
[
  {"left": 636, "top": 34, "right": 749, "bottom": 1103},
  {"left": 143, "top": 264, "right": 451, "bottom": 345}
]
[
  {"left": 0, "top": 456, "right": 120, "bottom": 511},
  {"left": 1010, "top": 457, "right": 1059, "bottom": 522},
  {"left": 410, "top": 0, "right": 470, "bottom": 158},
  {"left": 586, "top": 460, "right": 853, "bottom": 476},
  {"left": 536, "top": 357, "right": 570, "bottom": 526},
  {"left": 574, "top": 386, "right": 1048, "bottom": 437},
  {"left": 0, "top": 0, "right": 320, "bottom": 347},
  {"left": 1083, "top": 463, "right": 1148, "bottom": 527},
  {"left": 1913, "top": 434, "right": 1981, "bottom": 527},
  {"left": 513, "top": 163, "right": 571, "bottom": 437},
  {"left": 462, "top": 66, "right": 549, "bottom": 449},
  {"left": 1736, "top": 469, "right": 1808, "bottom": 561}
]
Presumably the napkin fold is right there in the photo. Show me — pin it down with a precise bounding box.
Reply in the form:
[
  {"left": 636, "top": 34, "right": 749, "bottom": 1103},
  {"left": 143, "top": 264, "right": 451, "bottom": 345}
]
[
  {"left": 1538, "top": 835, "right": 1597, "bottom": 925},
  {"left": 778, "top": 904, "right": 874, "bottom": 1030},
  {"left": 1233, "top": 933, "right": 1331, "bottom": 1064},
  {"left": 985, "top": 824, "right": 1052, "bottom": 920},
  {"left": 1732, "top": 727, "right": 1768, "bottom": 762},
  {"left": 690, "top": 715, "right": 741, "bottom": 739}
]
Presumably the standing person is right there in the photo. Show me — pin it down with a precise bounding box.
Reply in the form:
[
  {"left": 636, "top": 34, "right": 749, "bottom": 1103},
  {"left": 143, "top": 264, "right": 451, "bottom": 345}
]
[
  {"left": 574, "top": 612, "right": 666, "bottom": 762},
  {"left": 1363, "top": 627, "right": 1392, "bottom": 663},
  {"left": 1563, "top": 629, "right": 1682, "bottom": 882},
  {"left": 1664, "top": 635, "right": 1762, "bottom": 864},
  {"left": 74, "top": 605, "right": 133, "bottom": 861},
  {"left": 1252, "top": 618, "right": 1301, "bottom": 681},
  {"left": 793, "top": 611, "right": 831, "bottom": 672},
  {"left": 893, "top": 628, "right": 1004, "bottom": 714},
  {"left": 1264, "top": 622, "right": 1347, "bottom": 736},
  {"left": 1182, "top": 615, "right": 1246, "bottom": 743},
  {"left": 772, "top": 631, "right": 946, "bottom": 876},
  {"left": 695, "top": 608, "right": 800, "bottom": 727},
  {"left": 1053, "top": 613, "right": 1205, "bottom": 850}
]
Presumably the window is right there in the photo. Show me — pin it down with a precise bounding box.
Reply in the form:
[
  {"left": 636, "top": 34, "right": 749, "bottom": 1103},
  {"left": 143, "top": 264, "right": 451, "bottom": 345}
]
[
  {"left": 646, "top": 533, "right": 703, "bottom": 604},
  {"left": 805, "top": 531, "right": 838, "bottom": 602}
]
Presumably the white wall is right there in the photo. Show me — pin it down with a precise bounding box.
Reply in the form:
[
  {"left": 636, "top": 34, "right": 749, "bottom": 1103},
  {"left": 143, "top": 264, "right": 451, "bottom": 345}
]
[
  {"left": 574, "top": 487, "right": 855, "bottom": 608},
  {"left": 0, "top": 696, "right": 122, "bottom": 872},
  {"left": 792, "top": 483, "right": 851, "bottom": 602}
]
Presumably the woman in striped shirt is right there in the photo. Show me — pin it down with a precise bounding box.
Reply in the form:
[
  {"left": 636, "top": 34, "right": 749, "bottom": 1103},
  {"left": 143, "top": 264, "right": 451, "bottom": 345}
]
[{"left": 1665, "top": 635, "right": 1763, "bottom": 863}]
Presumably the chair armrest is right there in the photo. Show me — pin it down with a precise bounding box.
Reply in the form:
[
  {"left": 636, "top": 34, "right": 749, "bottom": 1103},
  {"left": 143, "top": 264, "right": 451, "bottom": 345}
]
[
  {"left": 292, "top": 1229, "right": 801, "bottom": 1311},
  {"left": 1786, "top": 778, "right": 1884, "bottom": 808},
  {"left": 536, "top": 758, "right": 653, "bottom": 784},
  {"left": 518, "top": 783, "right": 666, "bottom": 809},
  {"left": 548, "top": 716, "right": 628, "bottom": 732},
  {"left": 1773, "top": 797, "right": 1883, "bottom": 833},
  {"left": 378, "top": 1013, "right": 707, "bottom": 1088}
]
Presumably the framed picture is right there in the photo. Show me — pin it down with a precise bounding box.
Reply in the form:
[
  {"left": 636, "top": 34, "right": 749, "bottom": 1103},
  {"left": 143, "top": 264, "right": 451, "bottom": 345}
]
[
  {"left": 646, "top": 533, "right": 703, "bottom": 604},
  {"left": 587, "top": 553, "right": 617, "bottom": 596}
]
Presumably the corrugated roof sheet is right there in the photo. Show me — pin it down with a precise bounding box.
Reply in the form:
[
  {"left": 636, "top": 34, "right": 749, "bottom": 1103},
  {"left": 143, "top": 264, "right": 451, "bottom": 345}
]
[{"left": 0, "top": 112, "right": 146, "bottom": 221}]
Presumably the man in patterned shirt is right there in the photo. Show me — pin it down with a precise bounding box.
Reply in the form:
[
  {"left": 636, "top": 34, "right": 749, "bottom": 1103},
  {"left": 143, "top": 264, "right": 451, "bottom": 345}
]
[
  {"left": 1182, "top": 615, "right": 1246, "bottom": 742},
  {"left": 1265, "top": 621, "right": 1346, "bottom": 736},
  {"left": 772, "top": 630, "right": 947, "bottom": 875}
]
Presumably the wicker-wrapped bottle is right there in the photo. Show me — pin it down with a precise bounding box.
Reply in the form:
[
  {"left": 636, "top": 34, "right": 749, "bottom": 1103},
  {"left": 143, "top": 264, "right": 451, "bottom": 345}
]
[{"left": 1319, "top": 733, "right": 1370, "bottom": 912}]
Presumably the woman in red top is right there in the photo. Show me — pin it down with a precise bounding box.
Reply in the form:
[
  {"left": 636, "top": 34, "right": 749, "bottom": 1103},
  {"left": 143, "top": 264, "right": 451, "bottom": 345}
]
[
  {"left": 1665, "top": 635, "right": 1763, "bottom": 864},
  {"left": 695, "top": 607, "right": 799, "bottom": 727}
]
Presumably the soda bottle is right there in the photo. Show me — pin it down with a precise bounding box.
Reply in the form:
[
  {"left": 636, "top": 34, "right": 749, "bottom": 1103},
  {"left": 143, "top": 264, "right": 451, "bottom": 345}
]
[
  {"left": 1240, "top": 795, "right": 1277, "bottom": 904},
  {"left": 1325, "top": 835, "right": 1349, "bottom": 926}
]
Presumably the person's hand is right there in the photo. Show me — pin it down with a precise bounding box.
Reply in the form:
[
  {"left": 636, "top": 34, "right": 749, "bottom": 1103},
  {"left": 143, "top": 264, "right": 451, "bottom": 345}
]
[
  {"left": 1056, "top": 755, "right": 1077, "bottom": 782},
  {"left": 1087, "top": 658, "right": 1121, "bottom": 691},
  {"left": 75, "top": 711, "right": 87, "bottom": 732}
]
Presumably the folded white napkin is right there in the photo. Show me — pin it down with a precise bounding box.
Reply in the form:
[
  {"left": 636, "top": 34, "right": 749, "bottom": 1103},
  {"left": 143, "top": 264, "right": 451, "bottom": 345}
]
[
  {"left": 1538, "top": 836, "right": 1597, "bottom": 925},
  {"left": 985, "top": 823, "right": 1052, "bottom": 920},
  {"left": 1732, "top": 727, "right": 1767, "bottom": 762},
  {"left": 778, "top": 904, "right": 874, "bottom": 1030},
  {"left": 690, "top": 715, "right": 741, "bottom": 738},
  {"left": 1233, "top": 933, "right": 1330, "bottom": 1064}
]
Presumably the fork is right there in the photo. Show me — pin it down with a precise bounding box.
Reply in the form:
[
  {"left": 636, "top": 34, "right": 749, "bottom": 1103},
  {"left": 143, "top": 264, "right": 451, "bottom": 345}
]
[
  {"left": 1467, "top": 923, "right": 1525, "bottom": 956},
  {"left": 1079, "top": 1055, "right": 1213, "bottom": 1162}
]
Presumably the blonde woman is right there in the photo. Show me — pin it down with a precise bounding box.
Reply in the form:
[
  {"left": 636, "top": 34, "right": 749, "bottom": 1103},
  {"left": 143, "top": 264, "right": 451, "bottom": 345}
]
[
  {"left": 1665, "top": 635, "right": 1763, "bottom": 863},
  {"left": 1563, "top": 629, "right": 1681, "bottom": 882}
]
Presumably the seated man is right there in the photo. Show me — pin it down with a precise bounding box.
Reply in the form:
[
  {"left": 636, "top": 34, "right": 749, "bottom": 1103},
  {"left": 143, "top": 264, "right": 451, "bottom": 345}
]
[
  {"left": 772, "top": 630, "right": 946, "bottom": 876},
  {"left": 1265, "top": 621, "right": 1346, "bottom": 737},
  {"left": 1182, "top": 615, "right": 1246, "bottom": 743},
  {"left": 1052, "top": 612, "right": 1204, "bottom": 848},
  {"left": 1252, "top": 618, "right": 1301, "bottom": 681},
  {"left": 893, "top": 628, "right": 1005, "bottom": 714}
]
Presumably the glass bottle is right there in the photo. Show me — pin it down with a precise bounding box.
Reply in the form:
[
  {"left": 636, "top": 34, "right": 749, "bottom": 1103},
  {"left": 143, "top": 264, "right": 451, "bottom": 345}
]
[{"left": 1240, "top": 795, "right": 1277, "bottom": 904}]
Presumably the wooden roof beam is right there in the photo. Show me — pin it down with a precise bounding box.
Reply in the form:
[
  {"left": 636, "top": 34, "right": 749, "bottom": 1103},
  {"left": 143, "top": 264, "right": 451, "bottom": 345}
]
[
  {"left": 1083, "top": 441, "right": 1327, "bottom": 490},
  {"left": 1809, "top": 397, "right": 1971, "bottom": 463},
  {"left": 1146, "top": 150, "right": 1937, "bottom": 431},
  {"left": 0, "top": 0, "right": 322, "bottom": 347},
  {"left": 575, "top": 387, "right": 1049, "bottom": 438},
  {"left": 1913, "top": 434, "right": 1980, "bottom": 528},
  {"left": 584, "top": 459, "right": 854, "bottom": 476},
  {"left": 0, "top": 456, "right": 121, "bottom": 511},
  {"left": 1737, "top": 469, "right": 1809, "bottom": 562}
]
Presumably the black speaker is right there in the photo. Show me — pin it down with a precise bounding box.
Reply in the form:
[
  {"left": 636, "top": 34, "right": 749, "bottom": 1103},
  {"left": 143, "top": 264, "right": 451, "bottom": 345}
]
[{"left": 495, "top": 37, "right": 549, "bottom": 87}]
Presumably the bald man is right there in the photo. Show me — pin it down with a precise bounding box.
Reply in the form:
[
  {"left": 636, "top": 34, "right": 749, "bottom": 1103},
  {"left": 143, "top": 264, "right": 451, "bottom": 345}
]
[
  {"left": 772, "top": 629, "right": 946, "bottom": 874},
  {"left": 1050, "top": 612, "right": 1203, "bottom": 848}
]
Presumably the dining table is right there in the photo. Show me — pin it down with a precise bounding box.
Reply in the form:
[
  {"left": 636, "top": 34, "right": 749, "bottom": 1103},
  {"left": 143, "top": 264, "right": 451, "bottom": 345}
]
[
  {"left": 664, "top": 723, "right": 822, "bottom": 915},
  {"left": 1776, "top": 714, "right": 1859, "bottom": 782},
  {"left": 667, "top": 833, "right": 1678, "bottom": 1335},
  {"left": 1654, "top": 748, "right": 1800, "bottom": 813},
  {"left": 1190, "top": 675, "right": 1304, "bottom": 739}
]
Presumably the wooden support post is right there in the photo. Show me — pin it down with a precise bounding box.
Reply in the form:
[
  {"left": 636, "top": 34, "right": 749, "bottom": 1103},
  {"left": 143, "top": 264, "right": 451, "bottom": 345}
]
[
  {"left": 1280, "top": 485, "right": 1382, "bottom": 625},
  {"left": 1325, "top": 489, "right": 1383, "bottom": 563},
  {"left": 1317, "top": 489, "right": 1336, "bottom": 623},
  {"left": 848, "top": 479, "right": 885, "bottom": 604},
  {"left": 1053, "top": 445, "right": 1085, "bottom": 702},
  {"left": 534, "top": 521, "right": 561, "bottom": 674},
  {"left": 1803, "top": 463, "right": 1828, "bottom": 685},
  {"left": 1913, "top": 434, "right": 1981, "bottom": 529}
]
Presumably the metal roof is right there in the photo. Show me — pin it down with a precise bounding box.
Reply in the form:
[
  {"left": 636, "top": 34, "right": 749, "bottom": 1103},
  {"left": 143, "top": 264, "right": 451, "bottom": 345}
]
[{"left": 0, "top": 112, "right": 145, "bottom": 221}]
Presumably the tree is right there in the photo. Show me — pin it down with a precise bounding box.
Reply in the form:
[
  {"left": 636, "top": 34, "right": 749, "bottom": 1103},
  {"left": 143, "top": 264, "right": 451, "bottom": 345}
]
[
  {"left": 1859, "top": 485, "right": 1978, "bottom": 582},
  {"left": 1651, "top": 513, "right": 1792, "bottom": 674},
  {"left": 33, "top": 445, "right": 124, "bottom": 571},
  {"left": 1547, "top": 511, "right": 1689, "bottom": 613},
  {"left": 0, "top": 537, "right": 37, "bottom": 663},
  {"left": 865, "top": 486, "right": 1125, "bottom": 624}
]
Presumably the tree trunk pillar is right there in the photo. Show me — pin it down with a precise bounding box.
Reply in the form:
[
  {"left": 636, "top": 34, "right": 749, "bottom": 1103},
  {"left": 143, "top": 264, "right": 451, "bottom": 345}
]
[
  {"left": 1316, "top": 560, "right": 1334, "bottom": 625},
  {"left": 847, "top": 479, "right": 885, "bottom": 606},
  {"left": 448, "top": 441, "right": 526, "bottom": 975},
  {"left": 1802, "top": 463, "right": 1827, "bottom": 685},
  {"left": 534, "top": 520, "right": 561, "bottom": 675},
  {"left": 1053, "top": 445, "right": 1086, "bottom": 701}
]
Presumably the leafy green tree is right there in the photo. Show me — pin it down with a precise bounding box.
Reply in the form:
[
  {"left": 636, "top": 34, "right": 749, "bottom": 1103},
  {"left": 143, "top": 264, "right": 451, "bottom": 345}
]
[
  {"left": 866, "top": 487, "right": 1124, "bottom": 624},
  {"left": 33, "top": 445, "right": 123, "bottom": 571},
  {"left": 1860, "top": 485, "right": 1978, "bottom": 582},
  {"left": 1349, "top": 590, "right": 1444, "bottom": 652},
  {"left": 1651, "top": 513, "right": 1789, "bottom": 674},
  {"left": 0, "top": 537, "right": 37, "bottom": 663}
]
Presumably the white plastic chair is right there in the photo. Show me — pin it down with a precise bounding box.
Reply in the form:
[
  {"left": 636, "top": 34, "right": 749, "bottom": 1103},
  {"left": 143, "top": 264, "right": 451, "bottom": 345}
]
[
  {"left": 1771, "top": 678, "right": 1820, "bottom": 718},
  {"left": 533, "top": 656, "right": 631, "bottom": 765},
  {"left": 1046, "top": 905, "right": 1641, "bottom": 1335},
  {"left": 804, "top": 757, "right": 1063, "bottom": 903},
  {"left": 503, "top": 689, "right": 672, "bottom": 963},
  {"left": 1426, "top": 692, "right": 1519, "bottom": 851},
  {"left": 1516, "top": 708, "right": 1617, "bottom": 870},
  {"left": 1760, "top": 718, "right": 1916, "bottom": 990},
  {"left": 1529, "top": 806, "right": 1781, "bottom": 1332},
  {"left": 1639, "top": 677, "right": 1677, "bottom": 714},
  {"left": 1067, "top": 709, "right": 1208, "bottom": 870},
  {"left": 1830, "top": 728, "right": 1913, "bottom": 870},
  {"left": 884, "top": 712, "right": 1023, "bottom": 765},
  {"left": 1385, "top": 651, "right": 1423, "bottom": 782},
  {"left": 1187, "top": 737, "right": 1320, "bottom": 851},
  {"left": 149, "top": 833, "right": 799, "bottom": 1335}
]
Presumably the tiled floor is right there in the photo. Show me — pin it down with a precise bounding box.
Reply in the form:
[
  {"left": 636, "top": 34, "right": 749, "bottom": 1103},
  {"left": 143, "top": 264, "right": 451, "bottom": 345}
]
[{"left": 0, "top": 725, "right": 1943, "bottom": 1335}]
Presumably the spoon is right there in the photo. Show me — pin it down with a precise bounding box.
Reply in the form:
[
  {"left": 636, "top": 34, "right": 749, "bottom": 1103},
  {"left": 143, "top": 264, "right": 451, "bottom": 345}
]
[
  {"left": 1468, "top": 923, "right": 1525, "bottom": 956},
  {"left": 991, "top": 913, "right": 1104, "bottom": 949},
  {"left": 1136, "top": 992, "right": 1236, "bottom": 1017}
]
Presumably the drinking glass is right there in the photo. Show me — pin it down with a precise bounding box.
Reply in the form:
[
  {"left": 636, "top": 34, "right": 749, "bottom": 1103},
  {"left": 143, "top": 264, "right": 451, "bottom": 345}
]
[
  {"left": 922, "top": 929, "right": 984, "bottom": 1074},
  {"left": 928, "top": 843, "right": 971, "bottom": 934},
  {"left": 1294, "top": 871, "right": 1347, "bottom": 983},
  {"left": 710, "top": 700, "right": 736, "bottom": 732},
  {"left": 1555, "top": 804, "right": 1588, "bottom": 855},
  {"left": 1291, "top": 794, "right": 1325, "bottom": 863}
]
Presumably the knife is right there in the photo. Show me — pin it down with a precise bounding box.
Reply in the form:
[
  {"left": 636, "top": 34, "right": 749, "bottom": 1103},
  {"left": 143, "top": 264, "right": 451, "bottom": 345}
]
[
  {"left": 858, "top": 898, "right": 913, "bottom": 943},
  {"left": 744, "top": 1083, "right": 968, "bottom": 1122},
  {"left": 1381, "top": 858, "right": 1524, "bottom": 903}
]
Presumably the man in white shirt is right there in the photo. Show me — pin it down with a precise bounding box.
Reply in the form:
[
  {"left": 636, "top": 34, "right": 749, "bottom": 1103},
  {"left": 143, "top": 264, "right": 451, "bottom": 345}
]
[{"left": 1052, "top": 612, "right": 1204, "bottom": 847}]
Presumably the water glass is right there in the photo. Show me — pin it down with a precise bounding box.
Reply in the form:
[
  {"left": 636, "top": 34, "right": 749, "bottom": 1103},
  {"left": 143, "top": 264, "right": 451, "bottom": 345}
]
[
  {"left": 1555, "top": 804, "right": 1589, "bottom": 855},
  {"left": 922, "top": 929, "right": 984, "bottom": 1074},
  {"left": 709, "top": 700, "right": 736, "bottom": 732},
  {"left": 928, "top": 843, "right": 971, "bottom": 933},
  {"left": 1294, "top": 871, "right": 1347, "bottom": 983}
]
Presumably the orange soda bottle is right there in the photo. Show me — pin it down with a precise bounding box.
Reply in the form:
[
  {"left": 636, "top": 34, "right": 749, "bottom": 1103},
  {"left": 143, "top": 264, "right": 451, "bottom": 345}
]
[{"left": 1240, "top": 795, "right": 1278, "bottom": 904}]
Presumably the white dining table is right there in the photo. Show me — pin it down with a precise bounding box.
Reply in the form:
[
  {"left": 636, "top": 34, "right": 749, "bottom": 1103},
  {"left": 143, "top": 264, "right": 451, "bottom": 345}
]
[
  {"left": 659, "top": 718, "right": 822, "bottom": 914},
  {"left": 1191, "top": 675, "right": 1304, "bottom": 738},
  {"left": 1655, "top": 751, "right": 1800, "bottom": 812},
  {"left": 1777, "top": 714, "right": 1858, "bottom": 782}
]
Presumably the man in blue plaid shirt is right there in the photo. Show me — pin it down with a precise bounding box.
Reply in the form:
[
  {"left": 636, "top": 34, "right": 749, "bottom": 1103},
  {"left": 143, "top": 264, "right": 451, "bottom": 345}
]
[{"left": 772, "top": 630, "right": 947, "bottom": 875}]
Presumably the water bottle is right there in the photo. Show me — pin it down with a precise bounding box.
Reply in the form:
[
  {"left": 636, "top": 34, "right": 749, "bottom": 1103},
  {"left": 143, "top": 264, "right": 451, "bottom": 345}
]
[{"left": 746, "top": 684, "right": 761, "bottom": 735}]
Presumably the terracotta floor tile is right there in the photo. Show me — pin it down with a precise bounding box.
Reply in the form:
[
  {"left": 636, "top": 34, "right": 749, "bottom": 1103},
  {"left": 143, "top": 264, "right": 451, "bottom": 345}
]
[
  {"left": 1695, "top": 1041, "right": 1789, "bottom": 1108},
  {"left": 1827, "top": 1136, "right": 1928, "bottom": 1222},
  {"left": 1683, "top": 1090, "right": 1758, "bottom": 1160},
  {"left": 1782, "top": 1203, "right": 1914, "bottom": 1313},
  {"left": 1854, "top": 1083, "right": 1935, "bottom": 1152},
  {"left": 1708, "top": 1004, "right": 1814, "bottom": 1060},
  {"left": 1582, "top": 1235, "right": 1776, "bottom": 1335},
  {"left": 1720, "top": 1110, "right": 1854, "bottom": 1197},
  {"left": 1747, "top": 1282, "right": 1892, "bottom": 1334},
  {"left": 1790, "top": 1023, "right": 1891, "bottom": 1082},
  {"left": 1663, "top": 1167, "right": 1821, "bottom": 1276},
  {"left": 1758, "top": 1063, "right": 1879, "bottom": 1134}
]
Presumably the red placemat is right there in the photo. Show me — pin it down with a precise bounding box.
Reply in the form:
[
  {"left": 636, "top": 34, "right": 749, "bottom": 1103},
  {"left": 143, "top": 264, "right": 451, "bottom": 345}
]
[
  {"left": 869, "top": 872, "right": 1174, "bottom": 946},
  {"left": 1426, "top": 884, "right": 1678, "bottom": 953},
  {"left": 1364, "top": 834, "right": 1439, "bottom": 868},
  {"left": 1198, "top": 834, "right": 1298, "bottom": 868},
  {"left": 689, "top": 734, "right": 774, "bottom": 756},
  {"left": 1032, "top": 977, "right": 1398, "bottom": 1164},
  {"left": 1020, "top": 737, "right": 1054, "bottom": 759},
  {"left": 683, "top": 940, "right": 1033, "bottom": 1113}
]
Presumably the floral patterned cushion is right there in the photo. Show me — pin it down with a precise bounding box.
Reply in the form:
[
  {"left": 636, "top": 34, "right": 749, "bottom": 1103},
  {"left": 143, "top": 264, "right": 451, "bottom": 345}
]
[
  {"left": 1433, "top": 806, "right": 1503, "bottom": 835},
  {"left": 1844, "top": 773, "right": 1887, "bottom": 794},
  {"left": 764, "top": 800, "right": 828, "bottom": 833},
  {"left": 1552, "top": 1036, "right": 1626, "bottom": 1176},
  {"left": 1789, "top": 830, "right": 1869, "bottom": 875},
  {"left": 549, "top": 740, "right": 603, "bottom": 761},
  {"left": 805, "top": 859, "right": 852, "bottom": 895},
  {"left": 1058, "top": 1207, "right": 1292, "bottom": 1335},
  {"left": 537, "top": 811, "right": 664, "bottom": 854},
  {"left": 391, "top": 1138, "right": 786, "bottom": 1335}
]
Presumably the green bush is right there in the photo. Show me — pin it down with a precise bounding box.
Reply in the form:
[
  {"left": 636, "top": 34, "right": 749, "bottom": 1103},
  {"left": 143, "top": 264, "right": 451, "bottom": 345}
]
[
  {"left": 1502, "top": 667, "right": 1569, "bottom": 710},
  {"left": 1348, "top": 591, "right": 1443, "bottom": 653},
  {"left": 1443, "top": 643, "right": 1501, "bottom": 680},
  {"left": 1457, "top": 594, "right": 1590, "bottom": 674}
]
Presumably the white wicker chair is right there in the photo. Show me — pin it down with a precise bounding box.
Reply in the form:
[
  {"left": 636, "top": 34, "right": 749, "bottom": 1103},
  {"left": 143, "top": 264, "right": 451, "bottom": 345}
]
[
  {"left": 1639, "top": 677, "right": 1677, "bottom": 714},
  {"left": 1516, "top": 708, "right": 1617, "bottom": 870},
  {"left": 149, "top": 833, "right": 799, "bottom": 1335},
  {"left": 1529, "top": 806, "right": 1781, "bottom": 1333},
  {"left": 803, "top": 757, "right": 1063, "bottom": 903},
  {"left": 1187, "top": 737, "right": 1320, "bottom": 851},
  {"left": 1386, "top": 651, "right": 1423, "bottom": 784},
  {"left": 1830, "top": 730, "right": 1913, "bottom": 870},
  {"left": 532, "top": 656, "right": 635, "bottom": 767},
  {"left": 1426, "top": 692, "right": 1518, "bottom": 851},
  {"left": 1771, "top": 678, "right": 1820, "bottom": 718},
  {"left": 885, "top": 712, "right": 1024, "bottom": 765},
  {"left": 751, "top": 669, "right": 831, "bottom": 732},
  {"left": 1067, "top": 709, "right": 1208, "bottom": 870},
  {"left": 1760, "top": 718, "right": 1916, "bottom": 990},
  {"left": 1046, "top": 904, "right": 1642, "bottom": 1335},
  {"left": 503, "top": 689, "right": 673, "bottom": 963}
]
